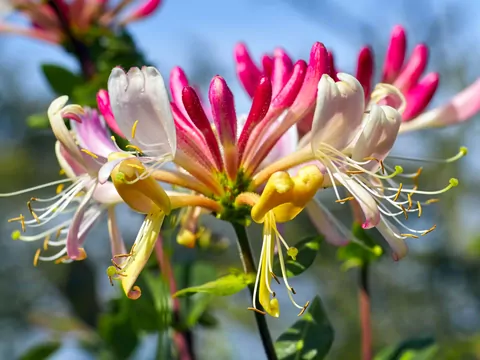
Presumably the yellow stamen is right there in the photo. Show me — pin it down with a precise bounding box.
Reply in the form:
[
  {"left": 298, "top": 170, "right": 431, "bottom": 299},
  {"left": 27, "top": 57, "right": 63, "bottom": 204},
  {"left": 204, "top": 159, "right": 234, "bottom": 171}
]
[
  {"left": 131, "top": 120, "right": 139, "bottom": 139},
  {"left": 247, "top": 307, "right": 267, "bottom": 315},
  {"left": 417, "top": 201, "right": 423, "bottom": 217},
  {"left": 59, "top": 169, "right": 65, "bottom": 176},
  {"left": 55, "top": 227, "right": 63, "bottom": 240},
  {"left": 27, "top": 199, "right": 40, "bottom": 224},
  {"left": 425, "top": 198, "right": 440, "bottom": 204},
  {"left": 126, "top": 163, "right": 144, "bottom": 170},
  {"left": 298, "top": 301, "right": 310, "bottom": 316},
  {"left": 413, "top": 167, "right": 423, "bottom": 189},
  {"left": 346, "top": 170, "right": 365, "bottom": 175},
  {"left": 8, "top": 214, "right": 26, "bottom": 232},
  {"left": 43, "top": 235, "right": 50, "bottom": 250},
  {"left": 422, "top": 225, "right": 436, "bottom": 236},
  {"left": 393, "top": 183, "right": 403, "bottom": 202},
  {"left": 126, "top": 144, "right": 143, "bottom": 154},
  {"left": 81, "top": 148, "right": 98, "bottom": 159},
  {"left": 56, "top": 183, "right": 64, "bottom": 194},
  {"left": 401, "top": 233, "right": 419, "bottom": 239},
  {"left": 335, "top": 196, "right": 354, "bottom": 203},
  {"left": 400, "top": 205, "right": 408, "bottom": 220},
  {"left": 33, "top": 249, "right": 41, "bottom": 267},
  {"left": 407, "top": 193, "right": 413, "bottom": 210}
]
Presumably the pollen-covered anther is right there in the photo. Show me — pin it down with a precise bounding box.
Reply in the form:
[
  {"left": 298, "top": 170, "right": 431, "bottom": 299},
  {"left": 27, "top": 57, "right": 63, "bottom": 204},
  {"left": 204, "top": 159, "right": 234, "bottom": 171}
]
[
  {"left": 417, "top": 201, "right": 423, "bottom": 217},
  {"left": 400, "top": 205, "right": 408, "bottom": 220},
  {"left": 8, "top": 214, "right": 26, "bottom": 232},
  {"left": 297, "top": 301, "right": 310, "bottom": 317},
  {"left": 27, "top": 198, "right": 40, "bottom": 224},
  {"left": 43, "top": 235, "right": 50, "bottom": 251},
  {"left": 125, "top": 144, "right": 143, "bottom": 154},
  {"left": 422, "top": 224, "right": 437, "bottom": 236},
  {"left": 247, "top": 307, "right": 267, "bottom": 315},
  {"left": 56, "top": 184, "right": 64, "bottom": 194},
  {"left": 131, "top": 120, "right": 139, "bottom": 139},
  {"left": 393, "top": 183, "right": 403, "bottom": 202},
  {"left": 33, "top": 249, "right": 41, "bottom": 267},
  {"left": 335, "top": 196, "right": 355, "bottom": 204},
  {"left": 401, "top": 233, "right": 419, "bottom": 239},
  {"left": 251, "top": 172, "right": 295, "bottom": 223},
  {"left": 81, "top": 148, "right": 99, "bottom": 159}
]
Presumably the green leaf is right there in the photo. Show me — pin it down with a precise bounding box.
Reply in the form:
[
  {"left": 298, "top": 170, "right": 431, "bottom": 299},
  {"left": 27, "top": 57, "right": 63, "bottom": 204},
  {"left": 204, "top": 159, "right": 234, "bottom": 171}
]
[
  {"left": 143, "top": 272, "right": 173, "bottom": 331},
  {"left": 273, "top": 236, "right": 322, "bottom": 278},
  {"left": 19, "top": 342, "right": 61, "bottom": 360},
  {"left": 41, "top": 64, "right": 82, "bottom": 96},
  {"left": 275, "top": 295, "right": 334, "bottom": 360},
  {"left": 26, "top": 113, "right": 49, "bottom": 129},
  {"left": 173, "top": 272, "right": 255, "bottom": 297},
  {"left": 337, "top": 223, "right": 383, "bottom": 271},
  {"left": 375, "top": 337, "right": 438, "bottom": 360}
]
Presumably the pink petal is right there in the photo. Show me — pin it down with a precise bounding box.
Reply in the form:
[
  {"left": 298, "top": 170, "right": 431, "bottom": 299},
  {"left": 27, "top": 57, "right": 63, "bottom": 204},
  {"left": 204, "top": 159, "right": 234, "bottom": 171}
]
[
  {"left": 382, "top": 25, "right": 406, "bottom": 83},
  {"left": 393, "top": 44, "right": 429, "bottom": 93}
]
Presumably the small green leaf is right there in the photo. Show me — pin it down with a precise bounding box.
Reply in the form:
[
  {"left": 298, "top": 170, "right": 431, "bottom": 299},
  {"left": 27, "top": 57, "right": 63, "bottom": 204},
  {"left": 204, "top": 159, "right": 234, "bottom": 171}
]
[
  {"left": 19, "top": 342, "right": 61, "bottom": 360},
  {"left": 273, "top": 236, "right": 322, "bottom": 277},
  {"left": 41, "top": 64, "right": 83, "bottom": 96},
  {"left": 337, "top": 223, "right": 382, "bottom": 270},
  {"left": 375, "top": 337, "right": 437, "bottom": 360},
  {"left": 26, "top": 113, "right": 49, "bottom": 129},
  {"left": 173, "top": 272, "right": 255, "bottom": 297},
  {"left": 275, "top": 295, "right": 334, "bottom": 360}
]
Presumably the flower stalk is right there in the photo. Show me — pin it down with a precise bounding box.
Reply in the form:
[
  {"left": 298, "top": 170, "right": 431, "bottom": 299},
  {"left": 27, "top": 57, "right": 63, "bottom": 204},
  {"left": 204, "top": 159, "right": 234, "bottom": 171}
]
[{"left": 232, "top": 222, "right": 278, "bottom": 360}]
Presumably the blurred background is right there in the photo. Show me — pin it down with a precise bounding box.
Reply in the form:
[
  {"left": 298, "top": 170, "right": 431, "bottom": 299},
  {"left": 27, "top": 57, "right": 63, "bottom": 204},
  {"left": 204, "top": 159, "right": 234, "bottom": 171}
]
[{"left": 2, "top": 0, "right": 480, "bottom": 359}]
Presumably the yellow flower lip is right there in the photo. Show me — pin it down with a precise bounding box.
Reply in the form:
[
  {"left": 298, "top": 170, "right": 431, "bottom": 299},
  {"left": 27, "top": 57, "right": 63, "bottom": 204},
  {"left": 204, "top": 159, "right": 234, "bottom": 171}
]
[{"left": 111, "top": 156, "right": 171, "bottom": 215}]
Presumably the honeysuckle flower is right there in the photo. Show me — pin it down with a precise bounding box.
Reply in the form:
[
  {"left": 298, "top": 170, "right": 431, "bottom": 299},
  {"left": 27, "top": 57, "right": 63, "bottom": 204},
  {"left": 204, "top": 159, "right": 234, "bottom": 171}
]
[
  {"left": 0, "top": 0, "right": 162, "bottom": 43},
  {"left": 2, "top": 98, "right": 123, "bottom": 265}
]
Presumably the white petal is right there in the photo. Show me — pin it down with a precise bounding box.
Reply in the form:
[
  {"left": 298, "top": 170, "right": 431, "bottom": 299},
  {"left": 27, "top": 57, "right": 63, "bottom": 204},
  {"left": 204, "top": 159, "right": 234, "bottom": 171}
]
[
  {"left": 98, "top": 158, "right": 125, "bottom": 184},
  {"left": 334, "top": 173, "right": 380, "bottom": 229},
  {"left": 376, "top": 217, "right": 408, "bottom": 261},
  {"left": 108, "top": 207, "right": 127, "bottom": 258},
  {"left": 352, "top": 105, "right": 401, "bottom": 171},
  {"left": 311, "top": 73, "right": 365, "bottom": 152},
  {"left": 93, "top": 182, "right": 123, "bottom": 204},
  {"left": 108, "top": 67, "right": 176, "bottom": 160}
]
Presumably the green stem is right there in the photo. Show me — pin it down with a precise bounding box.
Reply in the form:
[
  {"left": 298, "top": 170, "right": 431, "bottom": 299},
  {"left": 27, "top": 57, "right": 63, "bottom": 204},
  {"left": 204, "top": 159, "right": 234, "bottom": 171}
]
[
  {"left": 359, "top": 263, "right": 372, "bottom": 360},
  {"left": 232, "top": 222, "right": 278, "bottom": 360}
]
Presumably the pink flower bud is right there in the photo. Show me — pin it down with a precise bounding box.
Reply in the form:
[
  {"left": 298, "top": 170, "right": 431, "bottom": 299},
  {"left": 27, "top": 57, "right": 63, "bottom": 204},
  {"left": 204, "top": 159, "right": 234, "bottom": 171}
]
[
  {"left": 182, "top": 86, "right": 223, "bottom": 170},
  {"left": 355, "top": 46, "right": 374, "bottom": 99},
  {"left": 234, "top": 43, "right": 262, "bottom": 98},
  {"left": 403, "top": 72, "right": 439, "bottom": 121},
  {"left": 394, "top": 44, "right": 429, "bottom": 93},
  {"left": 238, "top": 77, "right": 272, "bottom": 159},
  {"left": 96, "top": 89, "right": 124, "bottom": 137},
  {"left": 262, "top": 55, "right": 273, "bottom": 78},
  {"left": 271, "top": 48, "right": 293, "bottom": 96},
  {"left": 169, "top": 66, "right": 190, "bottom": 118},
  {"left": 121, "top": 0, "right": 161, "bottom": 24},
  {"left": 382, "top": 25, "right": 406, "bottom": 83}
]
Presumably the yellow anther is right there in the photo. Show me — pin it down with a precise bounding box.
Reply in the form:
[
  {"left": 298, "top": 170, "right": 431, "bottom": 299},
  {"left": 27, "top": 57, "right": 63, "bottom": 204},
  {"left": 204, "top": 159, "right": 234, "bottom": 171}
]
[
  {"left": 417, "top": 201, "right": 422, "bottom": 217},
  {"left": 335, "top": 196, "right": 355, "bottom": 203},
  {"left": 425, "top": 198, "right": 439, "bottom": 204},
  {"left": 346, "top": 170, "right": 364, "bottom": 175},
  {"left": 247, "top": 307, "right": 267, "bottom": 315},
  {"left": 413, "top": 167, "right": 423, "bottom": 189},
  {"left": 56, "top": 184, "right": 64, "bottom": 194},
  {"left": 287, "top": 247, "right": 298, "bottom": 260},
  {"left": 59, "top": 169, "right": 65, "bottom": 176},
  {"left": 422, "top": 225, "right": 437, "bottom": 236},
  {"left": 11, "top": 230, "right": 21, "bottom": 240},
  {"left": 407, "top": 193, "right": 413, "bottom": 210},
  {"left": 131, "top": 120, "right": 139, "bottom": 139},
  {"left": 81, "top": 148, "right": 98, "bottom": 159},
  {"left": 33, "top": 249, "right": 41, "bottom": 267},
  {"left": 270, "top": 271, "right": 280, "bottom": 285},
  {"left": 8, "top": 214, "right": 26, "bottom": 232},
  {"left": 251, "top": 171, "right": 294, "bottom": 223},
  {"left": 43, "top": 235, "right": 50, "bottom": 250},
  {"left": 55, "top": 227, "right": 63, "bottom": 240},
  {"left": 126, "top": 144, "right": 143, "bottom": 154},
  {"left": 401, "top": 233, "right": 419, "bottom": 239},
  {"left": 298, "top": 301, "right": 310, "bottom": 316},
  {"left": 400, "top": 205, "right": 408, "bottom": 220},
  {"left": 27, "top": 198, "right": 40, "bottom": 224},
  {"left": 393, "top": 183, "right": 403, "bottom": 202},
  {"left": 126, "top": 163, "right": 144, "bottom": 170}
]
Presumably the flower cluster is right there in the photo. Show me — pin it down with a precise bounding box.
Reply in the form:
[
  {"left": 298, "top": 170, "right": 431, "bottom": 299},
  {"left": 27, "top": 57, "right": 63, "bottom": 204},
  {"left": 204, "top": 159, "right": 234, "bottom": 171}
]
[
  {"left": 4, "top": 26, "right": 478, "bottom": 317},
  {"left": 0, "top": 0, "right": 161, "bottom": 43}
]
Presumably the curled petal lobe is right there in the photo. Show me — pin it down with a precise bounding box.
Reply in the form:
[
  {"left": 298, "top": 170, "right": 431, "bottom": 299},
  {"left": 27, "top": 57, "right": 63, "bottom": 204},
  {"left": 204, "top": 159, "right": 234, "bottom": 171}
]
[
  {"left": 393, "top": 44, "right": 428, "bottom": 93},
  {"left": 353, "top": 105, "right": 401, "bottom": 170},
  {"left": 402, "top": 72, "right": 439, "bottom": 121},
  {"left": 311, "top": 73, "right": 365, "bottom": 152},
  {"left": 108, "top": 67, "right": 176, "bottom": 159},
  {"left": 334, "top": 173, "right": 380, "bottom": 229}
]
